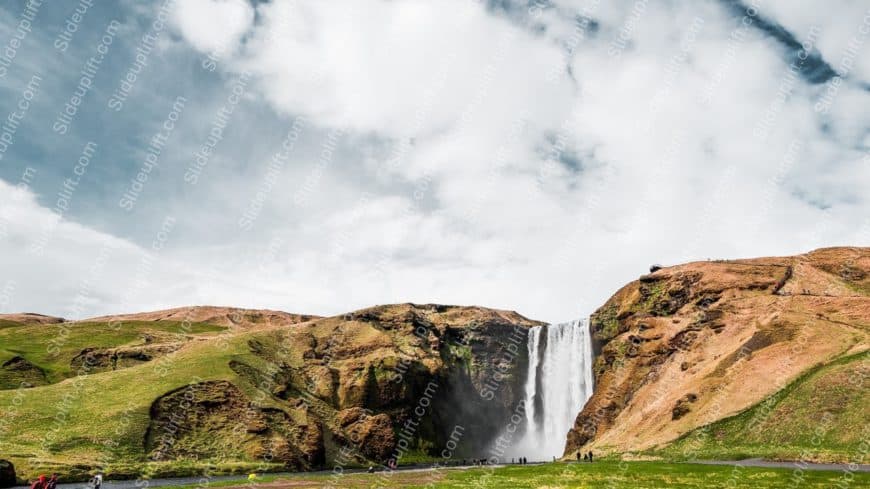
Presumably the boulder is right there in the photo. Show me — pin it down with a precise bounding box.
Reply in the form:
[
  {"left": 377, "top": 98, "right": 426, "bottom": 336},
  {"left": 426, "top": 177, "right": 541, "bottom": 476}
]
[{"left": 0, "top": 459, "right": 15, "bottom": 488}]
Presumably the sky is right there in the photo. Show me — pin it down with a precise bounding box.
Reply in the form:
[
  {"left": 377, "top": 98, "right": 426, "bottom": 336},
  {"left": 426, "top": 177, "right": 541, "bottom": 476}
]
[{"left": 0, "top": 0, "right": 868, "bottom": 323}]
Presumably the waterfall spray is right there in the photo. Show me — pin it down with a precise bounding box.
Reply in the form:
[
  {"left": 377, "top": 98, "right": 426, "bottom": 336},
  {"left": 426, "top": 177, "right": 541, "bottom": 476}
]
[{"left": 507, "top": 318, "right": 594, "bottom": 459}]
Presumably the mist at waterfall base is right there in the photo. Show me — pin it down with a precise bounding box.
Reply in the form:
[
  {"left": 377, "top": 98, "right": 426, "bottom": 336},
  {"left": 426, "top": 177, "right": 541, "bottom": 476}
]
[{"left": 504, "top": 319, "right": 595, "bottom": 460}]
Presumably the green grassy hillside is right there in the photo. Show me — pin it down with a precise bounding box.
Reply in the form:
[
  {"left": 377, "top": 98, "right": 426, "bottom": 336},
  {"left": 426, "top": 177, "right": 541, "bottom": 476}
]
[
  {"left": 655, "top": 350, "right": 869, "bottom": 462},
  {"left": 0, "top": 323, "right": 274, "bottom": 480},
  {"left": 0, "top": 320, "right": 225, "bottom": 387}
]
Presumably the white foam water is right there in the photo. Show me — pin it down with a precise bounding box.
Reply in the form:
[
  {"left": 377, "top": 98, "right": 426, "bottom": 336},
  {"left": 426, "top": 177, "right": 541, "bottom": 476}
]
[{"left": 507, "top": 318, "right": 594, "bottom": 460}]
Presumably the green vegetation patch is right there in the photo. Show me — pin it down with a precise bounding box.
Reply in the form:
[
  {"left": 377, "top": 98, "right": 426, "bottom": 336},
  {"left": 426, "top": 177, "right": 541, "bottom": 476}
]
[
  {"left": 591, "top": 304, "right": 620, "bottom": 341},
  {"left": 443, "top": 341, "right": 473, "bottom": 373},
  {"left": 0, "top": 320, "right": 226, "bottom": 383},
  {"left": 634, "top": 280, "right": 667, "bottom": 314}
]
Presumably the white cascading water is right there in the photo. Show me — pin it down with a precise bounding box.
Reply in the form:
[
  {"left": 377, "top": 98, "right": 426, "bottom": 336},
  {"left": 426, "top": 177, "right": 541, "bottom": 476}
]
[{"left": 508, "top": 318, "right": 595, "bottom": 459}]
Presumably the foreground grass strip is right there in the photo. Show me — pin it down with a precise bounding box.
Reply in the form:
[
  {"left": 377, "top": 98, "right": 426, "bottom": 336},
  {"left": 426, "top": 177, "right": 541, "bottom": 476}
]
[{"left": 192, "top": 461, "right": 868, "bottom": 489}]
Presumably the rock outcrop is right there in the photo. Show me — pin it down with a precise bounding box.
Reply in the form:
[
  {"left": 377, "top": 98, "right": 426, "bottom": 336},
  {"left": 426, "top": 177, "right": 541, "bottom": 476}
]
[
  {"left": 0, "top": 356, "right": 47, "bottom": 389},
  {"left": 70, "top": 344, "right": 182, "bottom": 372},
  {"left": 0, "top": 460, "right": 14, "bottom": 488},
  {"left": 334, "top": 408, "right": 396, "bottom": 461},
  {"left": 70, "top": 342, "right": 183, "bottom": 373},
  {"left": 145, "top": 381, "right": 324, "bottom": 470},
  {"left": 564, "top": 247, "right": 870, "bottom": 456},
  {"left": 229, "top": 303, "right": 543, "bottom": 464}
]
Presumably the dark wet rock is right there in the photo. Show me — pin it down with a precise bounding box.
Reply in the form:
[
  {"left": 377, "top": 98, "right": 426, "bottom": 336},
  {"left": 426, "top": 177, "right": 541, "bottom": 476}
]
[
  {"left": 0, "top": 459, "right": 15, "bottom": 488},
  {"left": 672, "top": 393, "right": 698, "bottom": 420}
]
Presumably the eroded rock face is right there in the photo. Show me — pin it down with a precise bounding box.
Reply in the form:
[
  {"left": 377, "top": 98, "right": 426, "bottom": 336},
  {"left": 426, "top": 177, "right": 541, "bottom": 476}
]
[
  {"left": 230, "top": 303, "right": 542, "bottom": 465},
  {"left": 144, "top": 381, "right": 324, "bottom": 470},
  {"left": 70, "top": 344, "right": 181, "bottom": 373},
  {"left": 136, "top": 304, "right": 540, "bottom": 470},
  {"left": 564, "top": 247, "right": 870, "bottom": 457},
  {"left": 334, "top": 408, "right": 396, "bottom": 461}
]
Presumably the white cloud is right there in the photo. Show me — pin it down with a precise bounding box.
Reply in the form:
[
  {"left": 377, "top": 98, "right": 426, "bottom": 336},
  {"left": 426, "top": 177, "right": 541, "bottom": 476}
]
[
  {"left": 171, "top": 0, "right": 255, "bottom": 55},
  {"left": 230, "top": 0, "right": 573, "bottom": 139},
  {"left": 2, "top": 0, "right": 868, "bottom": 323}
]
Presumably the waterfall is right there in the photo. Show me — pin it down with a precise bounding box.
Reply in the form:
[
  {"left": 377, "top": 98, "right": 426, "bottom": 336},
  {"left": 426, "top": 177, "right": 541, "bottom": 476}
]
[
  {"left": 508, "top": 318, "right": 595, "bottom": 460},
  {"left": 522, "top": 326, "right": 543, "bottom": 438}
]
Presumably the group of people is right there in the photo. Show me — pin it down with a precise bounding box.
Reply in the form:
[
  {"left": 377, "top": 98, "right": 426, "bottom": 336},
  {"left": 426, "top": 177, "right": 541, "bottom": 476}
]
[
  {"left": 29, "top": 472, "right": 102, "bottom": 489},
  {"left": 577, "top": 451, "right": 594, "bottom": 462},
  {"left": 28, "top": 474, "right": 57, "bottom": 489}
]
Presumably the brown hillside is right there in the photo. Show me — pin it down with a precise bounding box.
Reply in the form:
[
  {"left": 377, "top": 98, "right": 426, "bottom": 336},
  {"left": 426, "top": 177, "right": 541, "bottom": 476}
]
[
  {"left": 0, "top": 313, "right": 65, "bottom": 324},
  {"left": 83, "top": 305, "right": 320, "bottom": 330},
  {"left": 564, "top": 247, "right": 870, "bottom": 456}
]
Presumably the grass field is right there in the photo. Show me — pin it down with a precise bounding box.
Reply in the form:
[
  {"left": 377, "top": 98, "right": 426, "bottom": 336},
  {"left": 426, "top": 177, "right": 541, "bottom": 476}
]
[{"left": 171, "top": 461, "right": 869, "bottom": 488}]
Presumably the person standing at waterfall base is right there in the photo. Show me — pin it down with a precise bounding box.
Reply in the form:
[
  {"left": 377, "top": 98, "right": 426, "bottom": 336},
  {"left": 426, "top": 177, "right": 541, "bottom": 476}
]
[{"left": 92, "top": 472, "right": 103, "bottom": 489}]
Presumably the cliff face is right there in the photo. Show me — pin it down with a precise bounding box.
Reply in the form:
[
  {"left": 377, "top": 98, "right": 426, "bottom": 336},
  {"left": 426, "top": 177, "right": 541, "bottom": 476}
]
[
  {"left": 0, "top": 303, "right": 541, "bottom": 479},
  {"left": 227, "top": 303, "right": 542, "bottom": 465},
  {"left": 564, "top": 247, "right": 870, "bottom": 457}
]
